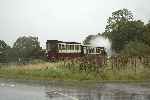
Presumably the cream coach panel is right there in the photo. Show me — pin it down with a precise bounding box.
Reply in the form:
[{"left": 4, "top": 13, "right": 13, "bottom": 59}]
[{"left": 58, "top": 43, "right": 81, "bottom": 53}]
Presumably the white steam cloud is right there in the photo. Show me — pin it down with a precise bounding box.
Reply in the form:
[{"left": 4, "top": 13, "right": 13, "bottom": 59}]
[{"left": 90, "top": 36, "right": 112, "bottom": 56}]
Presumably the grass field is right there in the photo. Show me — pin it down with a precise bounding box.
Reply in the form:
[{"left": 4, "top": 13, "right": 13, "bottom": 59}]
[{"left": 0, "top": 60, "right": 150, "bottom": 81}]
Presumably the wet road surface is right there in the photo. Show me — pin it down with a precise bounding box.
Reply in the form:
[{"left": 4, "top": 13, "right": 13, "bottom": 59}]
[{"left": 0, "top": 79, "right": 150, "bottom": 100}]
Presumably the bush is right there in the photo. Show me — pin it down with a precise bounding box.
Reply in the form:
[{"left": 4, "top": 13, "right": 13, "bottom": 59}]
[{"left": 121, "top": 41, "right": 150, "bottom": 56}]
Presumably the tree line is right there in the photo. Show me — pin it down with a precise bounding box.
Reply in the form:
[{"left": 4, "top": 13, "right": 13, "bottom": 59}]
[
  {"left": 0, "top": 36, "right": 44, "bottom": 63},
  {"left": 84, "top": 8, "right": 150, "bottom": 56}
]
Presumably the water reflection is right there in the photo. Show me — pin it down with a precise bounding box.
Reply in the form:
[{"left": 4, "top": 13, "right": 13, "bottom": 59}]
[
  {"left": 45, "top": 84, "right": 150, "bottom": 100},
  {"left": 1, "top": 79, "right": 150, "bottom": 100},
  {"left": 46, "top": 90, "right": 150, "bottom": 100}
]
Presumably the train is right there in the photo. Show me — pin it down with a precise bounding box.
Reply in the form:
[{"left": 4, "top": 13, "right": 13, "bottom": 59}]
[{"left": 46, "top": 40, "right": 106, "bottom": 61}]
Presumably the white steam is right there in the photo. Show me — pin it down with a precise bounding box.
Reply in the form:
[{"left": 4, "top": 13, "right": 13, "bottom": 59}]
[{"left": 90, "top": 36, "right": 112, "bottom": 56}]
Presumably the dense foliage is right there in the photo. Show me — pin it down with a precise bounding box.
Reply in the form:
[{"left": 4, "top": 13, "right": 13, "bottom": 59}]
[
  {"left": 0, "top": 36, "right": 43, "bottom": 63},
  {"left": 13, "top": 36, "right": 41, "bottom": 59},
  {"left": 121, "top": 41, "right": 150, "bottom": 56},
  {"left": 84, "top": 8, "right": 150, "bottom": 56}
]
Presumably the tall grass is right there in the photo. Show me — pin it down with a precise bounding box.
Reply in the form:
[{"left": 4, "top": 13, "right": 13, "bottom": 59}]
[
  {"left": 0, "top": 59, "right": 150, "bottom": 81},
  {"left": 0, "top": 61, "right": 97, "bottom": 81}
]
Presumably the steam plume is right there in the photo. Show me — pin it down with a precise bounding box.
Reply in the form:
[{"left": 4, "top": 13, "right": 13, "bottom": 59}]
[{"left": 90, "top": 36, "right": 112, "bottom": 56}]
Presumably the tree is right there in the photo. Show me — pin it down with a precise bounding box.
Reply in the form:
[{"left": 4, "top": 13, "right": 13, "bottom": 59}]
[
  {"left": 105, "top": 8, "right": 133, "bottom": 33},
  {"left": 103, "top": 9, "right": 145, "bottom": 53},
  {"left": 112, "top": 20, "right": 144, "bottom": 52},
  {"left": 13, "top": 36, "right": 41, "bottom": 60},
  {"left": 143, "top": 22, "right": 150, "bottom": 46},
  {"left": 0, "top": 40, "right": 10, "bottom": 62},
  {"left": 0, "top": 40, "right": 9, "bottom": 50}
]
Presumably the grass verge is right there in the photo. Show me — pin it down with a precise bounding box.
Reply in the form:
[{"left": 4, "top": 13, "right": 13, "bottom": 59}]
[{"left": 0, "top": 61, "right": 150, "bottom": 81}]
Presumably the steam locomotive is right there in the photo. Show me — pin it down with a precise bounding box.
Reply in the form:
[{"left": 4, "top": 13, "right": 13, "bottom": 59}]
[{"left": 46, "top": 40, "right": 106, "bottom": 61}]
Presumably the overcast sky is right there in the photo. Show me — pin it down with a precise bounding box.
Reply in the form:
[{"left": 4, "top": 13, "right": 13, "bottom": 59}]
[{"left": 0, "top": 0, "right": 150, "bottom": 48}]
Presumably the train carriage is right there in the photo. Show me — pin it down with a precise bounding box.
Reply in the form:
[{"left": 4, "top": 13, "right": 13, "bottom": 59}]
[
  {"left": 46, "top": 40, "right": 106, "bottom": 61},
  {"left": 46, "top": 40, "right": 82, "bottom": 60}
]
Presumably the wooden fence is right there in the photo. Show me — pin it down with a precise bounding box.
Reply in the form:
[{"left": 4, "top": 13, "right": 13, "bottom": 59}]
[{"left": 63, "top": 56, "right": 150, "bottom": 73}]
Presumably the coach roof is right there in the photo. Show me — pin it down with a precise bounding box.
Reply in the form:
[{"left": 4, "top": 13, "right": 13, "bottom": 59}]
[{"left": 47, "top": 40, "right": 81, "bottom": 44}]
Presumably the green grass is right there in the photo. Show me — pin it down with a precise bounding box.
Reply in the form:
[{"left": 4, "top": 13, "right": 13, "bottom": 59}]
[
  {"left": 0, "top": 62, "right": 96, "bottom": 81},
  {"left": 0, "top": 60, "right": 150, "bottom": 81}
]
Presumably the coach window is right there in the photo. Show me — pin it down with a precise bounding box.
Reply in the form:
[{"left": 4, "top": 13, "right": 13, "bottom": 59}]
[
  {"left": 62, "top": 45, "right": 65, "bottom": 50},
  {"left": 70, "top": 45, "right": 72, "bottom": 50},
  {"left": 77, "top": 45, "right": 79, "bottom": 50},
  {"left": 70, "top": 45, "right": 73, "bottom": 50},
  {"left": 58, "top": 44, "right": 61, "bottom": 50},
  {"left": 89, "top": 48, "right": 91, "bottom": 53},
  {"left": 66, "top": 45, "right": 69, "bottom": 50},
  {"left": 90, "top": 48, "right": 94, "bottom": 53},
  {"left": 75, "top": 45, "right": 79, "bottom": 50},
  {"left": 68, "top": 45, "right": 70, "bottom": 50},
  {"left": 69, "top": 45, "right": 73, "bottom": 50},
  {"left": 92, "top": 48, "right": 94, "bottom": 53},
  {"left": 68, "top": 45, "right": 71, "bottom": 50},
  {"left": 73, "top": 45, "right": 75, "bottom": 50},
  {"left": 96, "top": 48, "right": 101, "bottom": 53}
]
